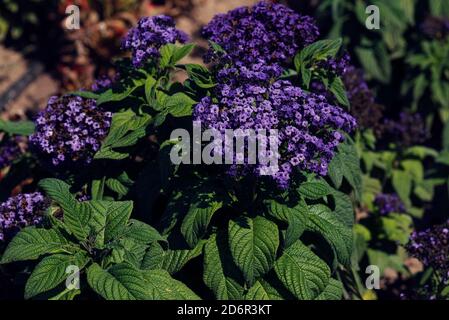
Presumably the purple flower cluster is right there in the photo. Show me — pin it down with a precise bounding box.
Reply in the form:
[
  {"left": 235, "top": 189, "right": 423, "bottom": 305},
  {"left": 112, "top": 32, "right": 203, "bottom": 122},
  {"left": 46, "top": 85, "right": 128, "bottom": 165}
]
[
  {"left": 317, "top": 53, "right": 351, "bottom": 77},
  {"left": 30, "top": 95, "right": 112, "bottom": 167},
  {"left": 122, "top": 15, "right": 188, "bottom": 67},
  {"left": 342, "top": 66, "right": 385, "bottom": 134},
  {"left": 0, "top": 192, "right": 49, "bottom": 242},
  {"left": 203, "top": 1, "right": 319, "bottom": 76},
  {"left": 0, "top": 137, "right": 23, "bottom": 170},
  {"left": 382, "top": 112, "right": 428, "bottom": 148},
  {"left": 374, "top": 193, "right": 406, "bottom": 215},
  {"left": 194, "top": 80, "right": 356, "bottom": 188},
  {"left": 91, "top": 74, "right": 118, "bottom": 92},
  {"left": 420, "top": 16, "right": 449, "bottom": 39},
  {"left": 406, "top": 220, "right": 449, "bottom": 280}
]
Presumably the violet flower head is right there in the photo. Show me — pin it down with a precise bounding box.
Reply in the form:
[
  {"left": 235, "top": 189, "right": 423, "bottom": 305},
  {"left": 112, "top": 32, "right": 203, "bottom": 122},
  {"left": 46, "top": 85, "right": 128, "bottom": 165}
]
[
  {"left": 374, "top": 193, "right": 406, "bottom": 215},
  {"left": 122, "top": 15, "right": 188, "bottom": 67},
  {"left": 194, "top": 80, "right": 356, "bottom": 189},
  {"left": 382, "top": 112, "right": 429, "bottom": 148},
  {"left": 406, "top": 220, "right": 449, "bottom": 281},
  {"left": 91, "top": 74, "right": 119, "bottom": 92},
  {"left": 342, "top": 66, "right": 384, "bottom": 134},
  {"left": 0, "top": 136, "right": 23, "bottom": 170},
  {"left": 0, "top": 192, "right": 49, "bottom": 242},
  {"left": 30, "top": 95, "right": 112, "bottom": 167},
  {"left": 420, "top": 16, "right": 449, "bottom": 40},
  {"left": 202, "top": 1, "right": 319, "bottom": 67}
]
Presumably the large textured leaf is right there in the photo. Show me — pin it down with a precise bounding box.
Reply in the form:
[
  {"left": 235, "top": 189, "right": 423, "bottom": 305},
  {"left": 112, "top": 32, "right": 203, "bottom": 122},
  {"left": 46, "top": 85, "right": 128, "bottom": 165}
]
[
  {"left": 25, "top": 253, "right": 89, "bottom": 299},
  {"left": 203, "top": 233, "right": 244, "bottom": 300},
  {"left": 38, "top": 179, "right": 88, "bottom": 240},
  {"left": 87, "top": 263, "right": 151, "bottom": 300},
  {"left": 274, "top": 241, "right": 330, "bottom": 300},
  {"left": 161, "top": 241, "right": 205, "bottom": 274},
  {"left": 123, "top": 219, "right": 165, "bottom": 245},
  {"left": 245, "top": 281, "right": 270, "bottom": 300},
  {"left": 0, "top": 228, "right": 69, "bottom": 264},
  {"left": 181, "top": 201, "right": 222, "bottom": 248},
  {"left": 305, "top": 204, "right": 353, "bottom": 266},
  {"left": 267, "top": 199, "right": 308, "bottom": 248},
  {"left": 328, "top": 140, "right": 362, "bottom": 200},
  {"left": 104, "top": 201, "right": 133, "bottom": 242},
  {"left": 298, "top": 181, "right": 331, "bottom": 200},
  {"left": 141, "top": 269, "right": 200, "bottom": 300},
  {"left": 392, "top": 169, "right": 412, "bottom": 206},
  {"left": 315, "top": 278, "right": 343, "bottom": 300},
  {"left": 228, "top": 216, "right": 279, "bottom": 286}
]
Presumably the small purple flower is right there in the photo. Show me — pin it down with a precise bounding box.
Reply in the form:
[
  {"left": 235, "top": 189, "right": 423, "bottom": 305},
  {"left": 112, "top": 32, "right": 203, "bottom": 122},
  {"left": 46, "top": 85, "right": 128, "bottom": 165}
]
[
  {"left": 0, "top": 193, "right": 49, "bottom": 242},
  {"left": 382, "top": 112, "right": 429, "bottom": 148},
  {"left": 29, "top": 95, "right": 112, "bottom": 167},
  {"left": 122, "top": 15, "right": 188, "bottom": 67},
  {"left": 374, "top": 193, "right": 406, "bottom": 215},
  {"left": 406, "top": 220, "right": 449, "bottom": 281}
]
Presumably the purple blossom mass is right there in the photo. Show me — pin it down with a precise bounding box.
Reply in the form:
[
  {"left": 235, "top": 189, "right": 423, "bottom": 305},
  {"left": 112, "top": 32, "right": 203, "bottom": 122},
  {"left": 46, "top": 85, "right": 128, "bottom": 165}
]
[
  {"left": 0, "top": 136, "right": 23, "bottom": 170},
  {"left": 30, "top": 95, "right": 112, "bottom": 167},
  {"left": 382, "top": 112, "right": 428, "bottom": 148},
  {"left": 374, "top": 193, "right": 406, "bottom": 215},
  {"left": 122, "top": 15, "right": 188, "bottom": 67},
  {"left": 194, "top": 80, "right": 356, "bottom": 188},
  {"left": 203, "top": 1, "right": 319, "bottom": 68},
  {"left": 406, "top": 220, "right": 449, "bottom": 281},
  {"left": 0, "top": 192, "right": 49, "bottom": 242}
]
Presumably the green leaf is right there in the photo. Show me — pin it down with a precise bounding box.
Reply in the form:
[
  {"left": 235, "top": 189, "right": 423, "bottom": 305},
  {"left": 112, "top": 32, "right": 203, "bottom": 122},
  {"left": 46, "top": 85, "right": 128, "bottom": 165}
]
[
  {"left": 181, "top": 200, "right": 222, "bottom": 248},
  {"left": 392, "top": 169, "right": 412, "bottom": 207},
  {"left": 25, "top": 253, "right": 88, "bottom": 299},
  {"left": 97, "top": 78, "right": 145, "bottom": 105},
  {"left": 104, "top": 201, "right": 133, "bottom": 243},
  {"left": 87, "top": 263, "right": 152, "bottom": 300},
  {"left": 274, "top": 241, "right": 330, "bottom": 300},
  {"left": 245, "top": 281, "right": 270, "bottom": 300},
  {"left": 164, "top": 92, "right": 196, "bottom": 117},
  {"left": 0, "top": 228, "right": 69, "bottom": 264},
  {"left": 315, "top": 278, "right": 343, "bottom": 300},
  {"left": 298, "top": 181, "right": 331, "bottom": 200},
  {"left": 39, "top": 178, "right": 88, "bottom": 240},
  {"left": 329, "top": 77, "right": 350, "bottom": 108},
  {"left": 266, "top": 199, "right": 308, "bottom": 248},
  {"left": 141, "top": 269, "right": 200, "bottom": 300},
  {"left": 122, "top": 219, "right": 165, "bottom": 245},
  {"left": 171, "top": 43, "right": 195, "bottom": 65},
  {"left": 228, "top": 216, "right": 279, "bottom": 286},
  {"left": 328, "top": 140, "right": 362, "bottom": 200},
  {"left": 161, "top": 241, "right": 205, "bottom": 274},
  {"left": 305, "top": 204, "right": 353, "bottom": 266},
  {"left": 182, "top": 64, "right": 215, "bottom": 89},
  {"left": 300, "top": 38, "right": 343, "bottom": 62},
  {"left": 0, "top": 119, "right": 35, "bottom": 135},
  {"left": 203, "top": 233, "right": 244, "bottom": 300}
]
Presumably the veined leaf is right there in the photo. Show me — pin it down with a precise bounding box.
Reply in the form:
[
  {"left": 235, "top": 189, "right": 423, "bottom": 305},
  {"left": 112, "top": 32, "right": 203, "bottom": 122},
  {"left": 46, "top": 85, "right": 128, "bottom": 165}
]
[
  {"left": 274, "top": 241, "right": 330, "bottom": 300},
  {"left": 228, "top": 216, "right": 279, "bottom": 286},
  {"left": 203, "top": 233, "right": 244, "bottom": 300},
  {"left": 0, "top": 227, "right": 69, "bottom": 264},
  {"left": 87, "top": 263, "right": 152, "bottom": 300},
  {"left": 315, "top": 278, "right": 343, "bottom": 300},
  {"left": 25, "top": 253, "right": 89, "bottom": 299},
  {"left": 266, "top": 199, "right": 308, "bottom": 248},
  {"left": 181, "top": 200, "right": 222, "bottom": 248},
  {"left": 305, "top": 204, "right": 353, "bottom": 266},
  {"left": 141, "top": 269, "right": 200, "bottom": 300},
  {"left": 298, "top": 181, "right": 331, "bottom": 200},
  {"left": 39, "top": 178, "right": 89, "bottom": 240}
]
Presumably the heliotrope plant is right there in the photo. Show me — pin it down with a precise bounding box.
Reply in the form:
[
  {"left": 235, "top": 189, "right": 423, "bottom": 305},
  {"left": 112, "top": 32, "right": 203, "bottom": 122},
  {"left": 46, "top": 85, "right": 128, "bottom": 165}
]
[{"left": 0, "top": 2, "right": 363, "bottom": 300}]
